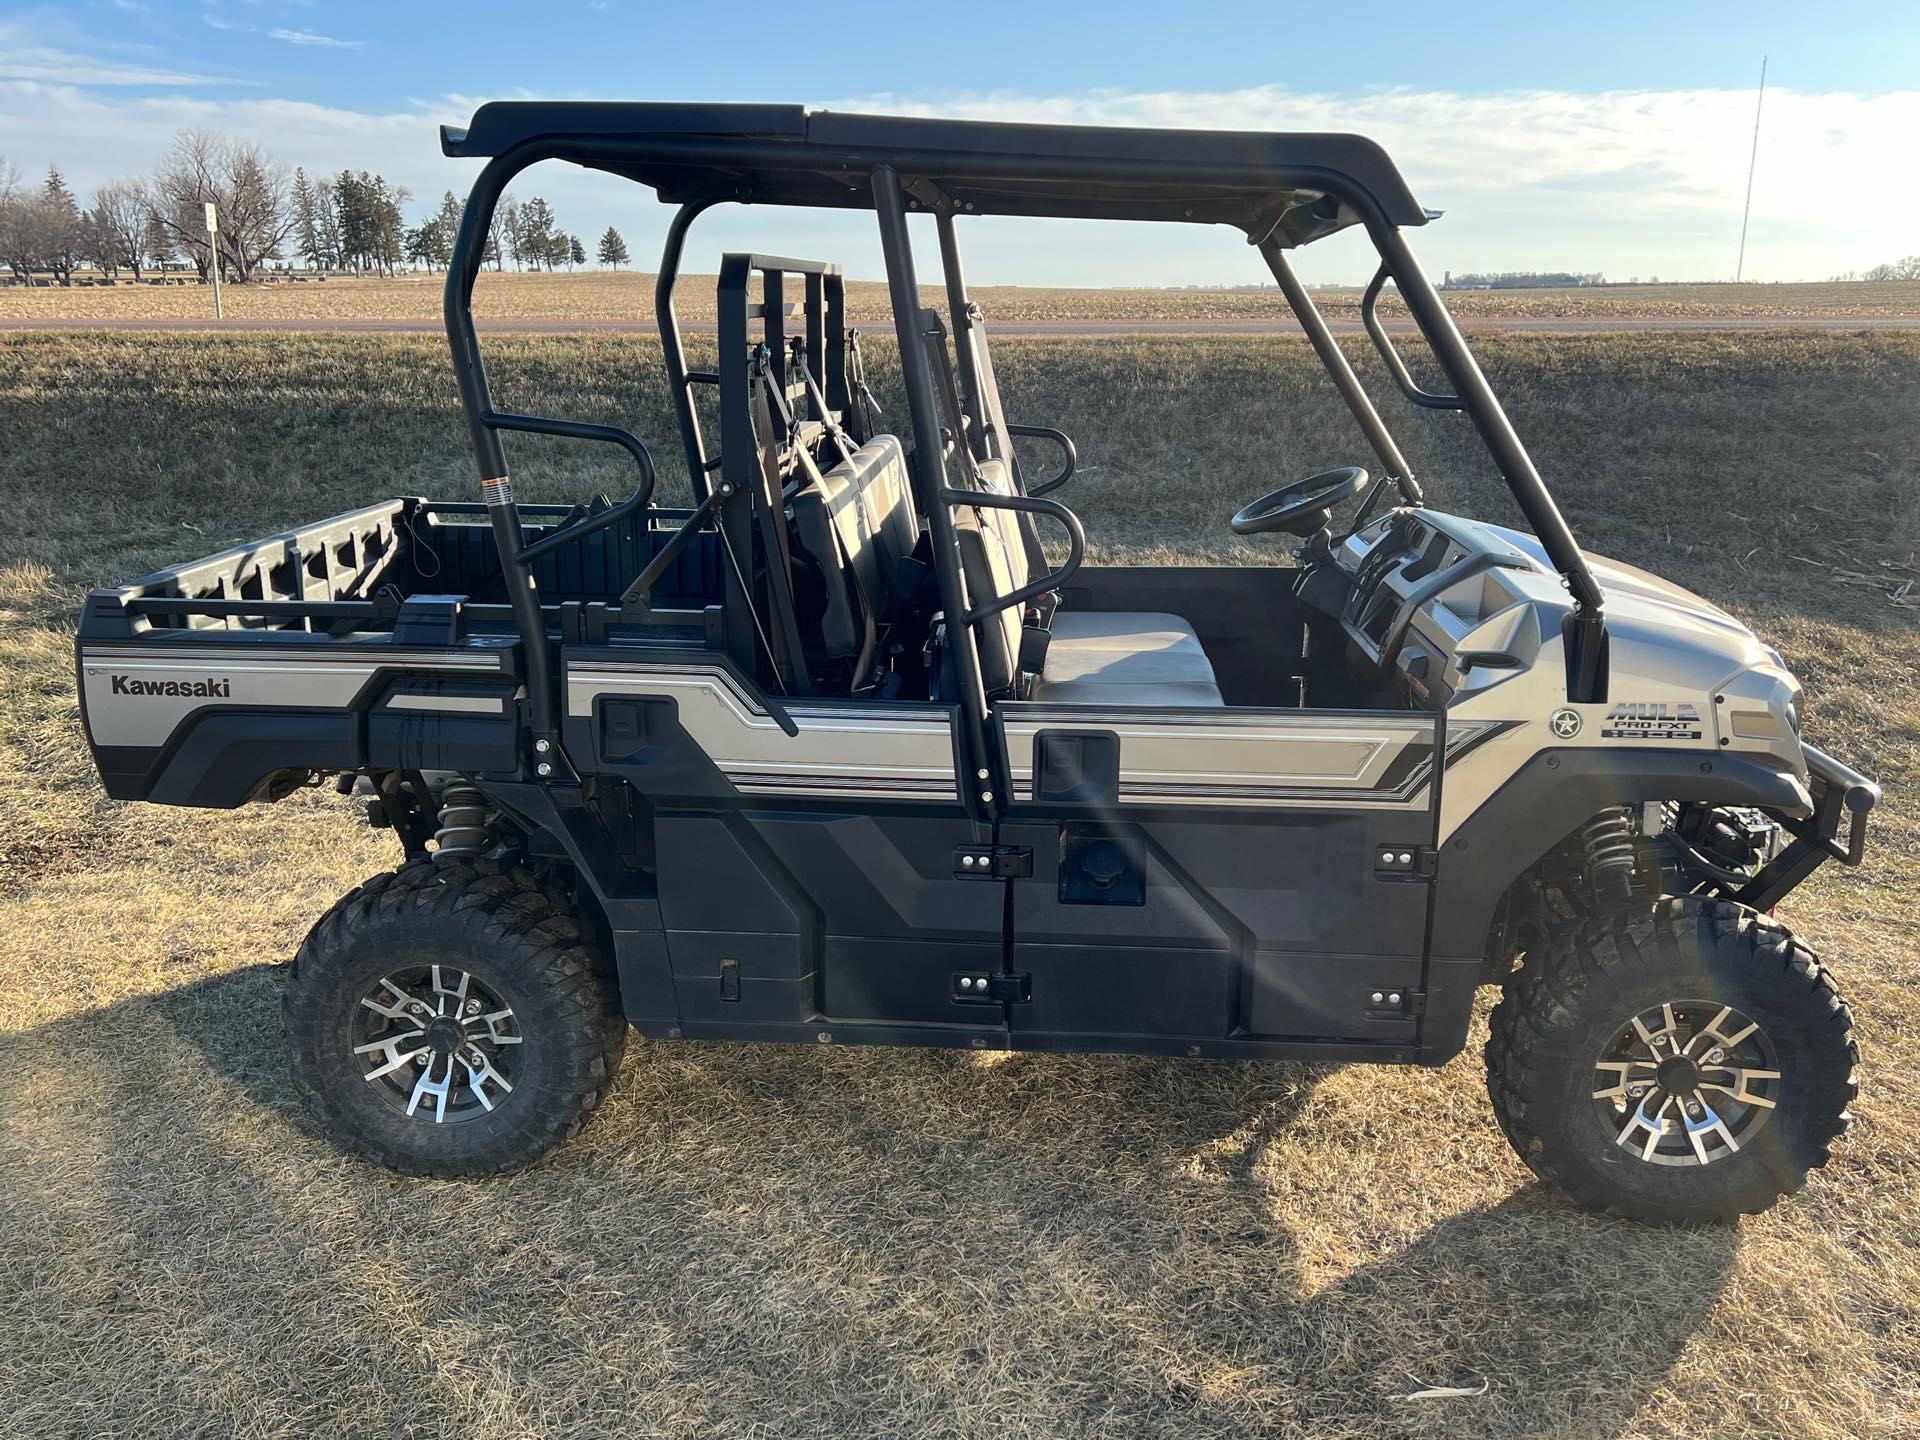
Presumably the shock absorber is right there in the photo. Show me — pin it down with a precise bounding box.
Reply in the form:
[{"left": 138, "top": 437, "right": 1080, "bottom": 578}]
[
  {"left": 432, "top": 782, "right": 494, "bottom": 862},
  {"left": 1580, "top": 806, "right": 1640, "bottom": 904}
]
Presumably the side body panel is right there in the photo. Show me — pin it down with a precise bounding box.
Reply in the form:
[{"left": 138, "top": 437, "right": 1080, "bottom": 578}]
[
  {"left": 561, "top": 647, "right": 1008, "bottom": 1042},
  {"left": 995, "top": 702, "right": 1480, "bottom": 1052},
  {"left": 78, "top": 634, "right": 524, "bottom": 805}
]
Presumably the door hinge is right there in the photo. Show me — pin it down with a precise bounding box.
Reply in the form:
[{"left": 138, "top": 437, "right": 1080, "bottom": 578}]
[
  {"left": 953, "top": 971, "right": 1033, "bottom": 1004},
  {"left": 1373, "top": 845, "right": 1436, "bottom": 878},
  {"left": 954, "top": 844, "right": 1033, "bottom": 879},
  {"left": 1364, "top": 987, "right": 1425, "bottom": 1019}
]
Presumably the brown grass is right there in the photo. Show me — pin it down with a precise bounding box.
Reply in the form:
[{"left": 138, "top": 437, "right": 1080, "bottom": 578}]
[
  {"left": 0, "top": 329, "right": 1917, "bottom": 1439},
  {"left": 3, "top": 270, "right": 1919, "bottom": 325}
]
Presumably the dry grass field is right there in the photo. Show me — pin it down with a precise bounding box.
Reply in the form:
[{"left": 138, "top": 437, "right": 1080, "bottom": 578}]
[
  {"left": 4, "top": 269, "right": 1919, "bottom": 326},
  {"left": 1, "top": 327, "right": 1917, "bottom": 1439}
]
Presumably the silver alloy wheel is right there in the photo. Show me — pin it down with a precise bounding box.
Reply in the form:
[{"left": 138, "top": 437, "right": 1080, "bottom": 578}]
[
  {"left": 1592, "top": 1000, "right": 1781, "bottom": 1166},
  {"left": 351, "top": 965, "right": 521, "bottom": 1123}
]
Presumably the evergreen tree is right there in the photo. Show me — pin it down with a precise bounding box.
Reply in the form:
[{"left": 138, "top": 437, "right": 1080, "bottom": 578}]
[
  {"left": 568, "top": 234, "right": 585, "bottom": 270},
  {"left": 369, "top": 177, "right": 408, "bottom": 274},
  {"left": 291, "top": 167, "right": 326, "bottom": 269},
  {"left": 405, "top": 219, "right": 444, "bottom": 271},
  {"left": 333, "top": 169, "right": 368, "bottom": 271},
  {"left": 434, "top": 190, "right": 463, "bottom": 266},
  {"left": 499, "top": 198, "right": 524, "bottom": 270},
  {"left": 597, "top": 225, "right": 629, "bottom": 268},
  {"left": 143, "top": 209, "right": 174, "bottom": 271},
  {"left": 40, "top": 166, "right": 82, "bottom": 284},
  {"left": 313, "top": 178, "right": 341, "bottom": 270},
  {"left": 332, "top": 171, "right": 406, "bottom": 274},
  {"left": 516, "top": 197, "right": 557, "bottom": 271}
]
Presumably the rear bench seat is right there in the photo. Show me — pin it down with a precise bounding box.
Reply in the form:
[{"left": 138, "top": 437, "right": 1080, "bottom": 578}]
[
  {"left": 786, "top": 377, "right": 1222, "bottom": 708},
  {"left": 953, "top": 463, "right": 1223, "bottom": 708},
  {"left": 789, "top": 433, "right": 920, "bottom": 653}
]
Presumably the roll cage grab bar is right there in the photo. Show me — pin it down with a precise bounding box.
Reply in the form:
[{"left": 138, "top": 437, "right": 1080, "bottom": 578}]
[{"left": 443, "top": 134, "right": 1609, "bottom": 792}]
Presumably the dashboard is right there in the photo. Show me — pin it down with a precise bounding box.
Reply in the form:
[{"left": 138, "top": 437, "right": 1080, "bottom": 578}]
[{"left": 1325, "top": 510, "right": 1539, "bottom": 704}]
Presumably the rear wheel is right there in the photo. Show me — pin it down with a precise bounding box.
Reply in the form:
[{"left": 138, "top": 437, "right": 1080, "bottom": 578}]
[
  {"left": 1486, "top": 896, "right": 1856, "bottom": 1223},
  {"left": 285, "top": 859, "right": 627, "bottom": 1177}
]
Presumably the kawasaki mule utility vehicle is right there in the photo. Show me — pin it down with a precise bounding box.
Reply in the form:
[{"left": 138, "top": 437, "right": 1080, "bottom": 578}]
[{"left": 77, "top": 104, "right": 1876, "bottom": 1221}]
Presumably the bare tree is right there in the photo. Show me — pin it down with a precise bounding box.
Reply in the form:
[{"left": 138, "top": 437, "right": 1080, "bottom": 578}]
[
  {"left": 0, "top": 155, "right": 26, "bottom": 281},
  {"left": 90, "top": 178, "right": 153, "bottom": 281},
  {"left": 152, "top": 130, "right": 295, "bottom": 283},
  {"left": 1863, "top": 256, "right": 1920, "bottom": 282}
]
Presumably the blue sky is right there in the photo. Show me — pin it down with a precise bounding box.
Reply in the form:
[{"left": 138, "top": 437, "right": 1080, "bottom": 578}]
[{"left": 2, "top": 0, "right": 1915, "bottom": 285}]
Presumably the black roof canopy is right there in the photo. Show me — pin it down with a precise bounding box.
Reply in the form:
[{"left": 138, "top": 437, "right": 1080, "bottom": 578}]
[{"left": 441, "top": 102, "right": 1430, "bottom": 245}]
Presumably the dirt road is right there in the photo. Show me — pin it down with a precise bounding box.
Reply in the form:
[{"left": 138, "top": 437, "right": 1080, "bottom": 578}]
[{"left": 6, "top": 313, "right": 1919, "bottom": 336}]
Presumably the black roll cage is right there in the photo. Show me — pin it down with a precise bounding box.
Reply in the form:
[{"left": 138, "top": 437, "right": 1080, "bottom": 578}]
[{"left": 439, "top": 106, "right": 1609, "bottom": 812}]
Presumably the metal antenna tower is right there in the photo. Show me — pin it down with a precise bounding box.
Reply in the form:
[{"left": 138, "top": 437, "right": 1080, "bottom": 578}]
[{"left": 1736, "top": 55, "right": 1768, "bottom": 283}]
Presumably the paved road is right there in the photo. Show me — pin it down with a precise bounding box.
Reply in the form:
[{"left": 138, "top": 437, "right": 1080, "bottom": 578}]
[{"left": 4, "top": 313, "right": 1919, "bottom": 337}]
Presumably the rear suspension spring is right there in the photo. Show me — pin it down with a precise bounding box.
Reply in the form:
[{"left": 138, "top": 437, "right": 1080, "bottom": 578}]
[{"left": 432, "top": 782, "right": 495, "bottom": 862}]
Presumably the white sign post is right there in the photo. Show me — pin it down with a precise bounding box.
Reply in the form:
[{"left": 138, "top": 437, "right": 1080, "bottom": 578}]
[{"left": 204, "top": 201, "right": 223, "bottom": 320}]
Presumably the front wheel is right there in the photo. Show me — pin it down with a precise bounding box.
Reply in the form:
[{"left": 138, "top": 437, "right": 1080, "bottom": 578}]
[
  {"left": 1486, "top": 897, "right": 1857, "bottom": 1223},
  {"left": 285, "top": 859, "right": 628, "bottom": 1177}
]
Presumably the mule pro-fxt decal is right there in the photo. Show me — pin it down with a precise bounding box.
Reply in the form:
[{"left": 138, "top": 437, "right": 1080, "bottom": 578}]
[{"left": 1603, "top": 701, "right": 1704, "bottom": 742}]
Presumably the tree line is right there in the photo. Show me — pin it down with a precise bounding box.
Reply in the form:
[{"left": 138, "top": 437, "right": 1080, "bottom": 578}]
[
  {"left": 0, "top": 130, "right": 635, "bottom": 285},
  {"left": 1830, "top": 256, "right": 1920, "bottom": 283},
  {"left": 1441, "top": 270, "right": 1606, "bottom": 290}
]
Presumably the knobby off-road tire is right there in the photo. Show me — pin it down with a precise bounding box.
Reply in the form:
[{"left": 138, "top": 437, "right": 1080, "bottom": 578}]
[
  {"left": 1486, "top": 896, "right": 1857, "bottom": 1224},
  {"left": 285, "top": 859, "right": 627, "bottom": 1177}
]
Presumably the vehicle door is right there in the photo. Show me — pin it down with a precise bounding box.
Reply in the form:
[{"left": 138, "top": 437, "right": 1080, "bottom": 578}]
[
  {"left": 564, "top": 647, "right": 1008, "bottom": 1041},
  {"left": 994, "top": 701, "right": 1447, "bottom": 1049}
]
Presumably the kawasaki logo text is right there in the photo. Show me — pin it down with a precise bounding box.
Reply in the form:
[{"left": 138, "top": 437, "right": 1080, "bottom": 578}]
[{"left": 109, "top": 675, "right": 230, "bottom": 698}]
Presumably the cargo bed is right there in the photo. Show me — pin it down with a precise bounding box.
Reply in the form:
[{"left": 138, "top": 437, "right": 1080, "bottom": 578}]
[{"left": 76, "top": 496, "right": 722, "bottom": 804}]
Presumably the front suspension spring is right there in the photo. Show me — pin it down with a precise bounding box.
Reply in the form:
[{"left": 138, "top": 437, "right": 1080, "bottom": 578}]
[{"left": 1580, "top": 806, "right": 1640, "bottom": 903}]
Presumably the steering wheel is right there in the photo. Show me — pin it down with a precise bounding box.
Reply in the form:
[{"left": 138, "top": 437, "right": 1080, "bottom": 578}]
[{"left": 1230, "top": 466, "right": 1369, "bottom": 537}]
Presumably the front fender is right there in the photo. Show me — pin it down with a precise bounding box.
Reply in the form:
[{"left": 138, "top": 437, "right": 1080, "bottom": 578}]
[{"left": 1429, "top": 747, "right": 1808, "bottom": 964}]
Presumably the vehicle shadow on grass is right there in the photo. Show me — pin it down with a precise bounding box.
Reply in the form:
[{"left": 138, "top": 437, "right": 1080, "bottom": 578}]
[{"left": 0, "top": 965, "right": 1738, "bottom": 1440}]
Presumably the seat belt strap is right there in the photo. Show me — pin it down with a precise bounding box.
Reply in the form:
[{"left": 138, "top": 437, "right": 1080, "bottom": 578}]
[
  {"left": 789, "top": 336, "right": 858, "bottom": 467},
  {"left": 747, "top": 350, "right": 814, "bottom": 695},
  {"left": 846, "top": 327, "right": 883, "bottom": 441},
  {"left": 763, "top": 354, "right": 879, "bottom": 694}
]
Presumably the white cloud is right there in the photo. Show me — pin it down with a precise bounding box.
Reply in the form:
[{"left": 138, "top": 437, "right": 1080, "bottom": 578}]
[
  {"left": 269, "top": 27, "right": 362, "bottom": 48},
  {"left": 0, "top": 78, "right": 1911, "bottom": 284},
  {"left": 0, "top": 24, "right": 236, "bottom": 86},
  {"left": 833, "top": 83, "right": 1920, "bottom": 283}
]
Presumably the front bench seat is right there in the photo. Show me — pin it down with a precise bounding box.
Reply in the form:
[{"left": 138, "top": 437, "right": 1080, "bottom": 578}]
[
  {"left": 1036, "top": 610, "right": 1224, "bottom": 707},
  {"left": 952, "top": 465, "right": 1223, "bottom": 708}
]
